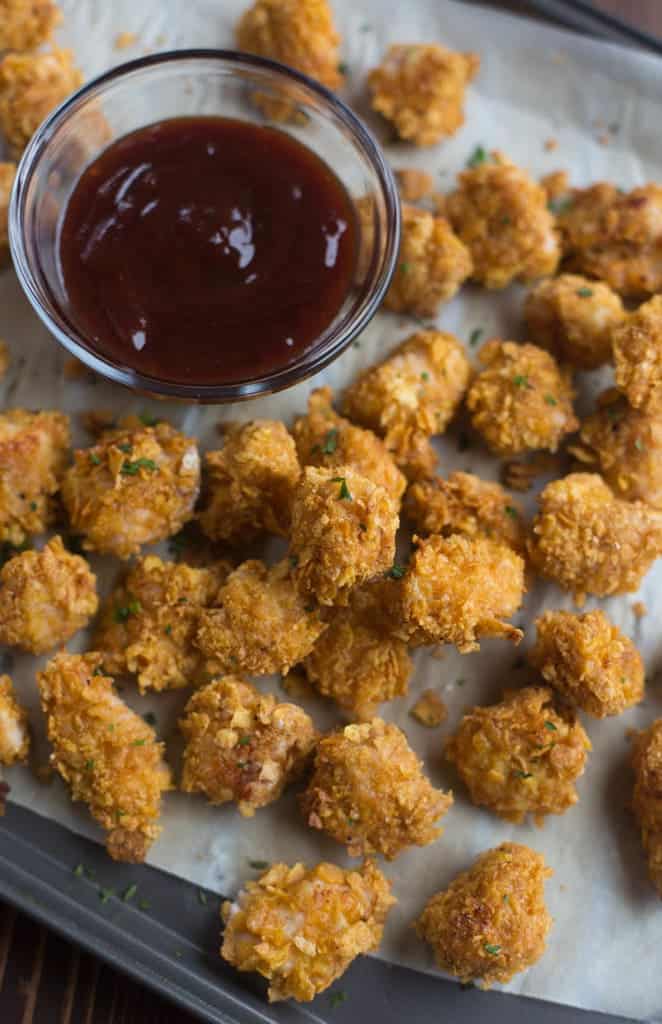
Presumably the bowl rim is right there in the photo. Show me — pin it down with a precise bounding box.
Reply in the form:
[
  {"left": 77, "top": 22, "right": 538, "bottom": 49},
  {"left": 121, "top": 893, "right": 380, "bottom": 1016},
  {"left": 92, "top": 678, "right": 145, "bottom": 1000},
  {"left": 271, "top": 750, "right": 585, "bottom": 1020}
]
[{"left": 9, "top": 47, "right": 401, "bottom": 402}]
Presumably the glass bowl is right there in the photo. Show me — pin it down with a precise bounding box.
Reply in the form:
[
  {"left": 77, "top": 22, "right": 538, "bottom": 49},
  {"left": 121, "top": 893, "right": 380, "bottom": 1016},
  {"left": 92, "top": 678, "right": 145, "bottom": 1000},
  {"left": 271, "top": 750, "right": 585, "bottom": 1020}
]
[{"left": 9, "top": 49, "right": 400, "bottom": 402}]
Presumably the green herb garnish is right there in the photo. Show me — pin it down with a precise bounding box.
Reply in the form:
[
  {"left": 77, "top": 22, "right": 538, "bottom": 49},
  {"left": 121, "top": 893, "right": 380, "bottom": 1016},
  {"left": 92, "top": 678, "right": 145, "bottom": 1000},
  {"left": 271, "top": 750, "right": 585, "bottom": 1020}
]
[
  {"left": 513, "top": 374, "right": 529, "bottom": 388},
  {"left": 117, "top": 442, "right": 133, "bottom": 454},
  {"left": 238, "top": 735, "right": 251, "bottom": 746},
  {"left": 467, "top": 144, "right": 488, "bottom": 168},
  {"left": 289, "top": 554, "right": 299, "bottom": 569},
  {"left": 331, "top": 476, "right": 352, "bottom": 500},
  {"left": 73, "top": 863, "right": 85, "bottom": 878},
  {"left": 577, "top": 287, "right": 593, "bottom": 298},
  {"left": 544, "top": 394, "right": 558, "bottom": 406},
  {"left": 120, "top": 457, "right": 158, "bottom": 476},
  {"left": 84, "top": 759, "right": 95, "bottom": 771},
  {"left": 139, "top": 412, "right": 160, "bottom": 427},
  {"left": 400, "top": 262, "right": 410, "bottom": 274},
  {"left": 329, "top": 991, "right": 347, "bottom": 1009},
  {"left": 321, "top": 428, "right": 339, "bottom": 455},
  {"left": 505, "top": 505, "right": 518, "bottom": 519},
  {"left": 386, "top": 564, "right": 406, "bottom": 580},
  {"left": 131, "top": 738, "right": 147, "bottom": 747},
  {"left": 484, "top": 944, "right": 501, "bottom": 955},
  {"left": 469, "top": 327, "right": 483, "bottom": 347},
  {"left": 143, "top": 712, "right": 157, "bottom": 726},
  {"left": 123, "top": 884, "right": 138, "bottom": 902},
  {"left": 514, "top": 770, "right": 533, "bottom": 779},
  {"left": 198, "top": 889, "right": 208, "bottom": 906},
  {"left": 89, "top": 453, "right": 101, "bottom": 466},
  {"left": 99, "top": 887, "right": 114, "bottom": 904},
  {"left": 249, "top": 860, "right": 269, "bottom": 870},
  {"left": 545, "top": 721, "right": 557, "bottom": 732}
]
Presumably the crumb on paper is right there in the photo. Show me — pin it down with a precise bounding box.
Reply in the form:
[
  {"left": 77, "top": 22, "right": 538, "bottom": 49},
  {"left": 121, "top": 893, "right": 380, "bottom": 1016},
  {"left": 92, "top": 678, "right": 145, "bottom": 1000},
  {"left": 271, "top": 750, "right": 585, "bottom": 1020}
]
[
  {"left": 501, "top": 453, "right": 561, "bottom": 492},
  {"left": 281, "top": 669, "right": 314, "bottom": 701},
  {"left": 64, "top": 357, "right": 90, "bottom": 380},
  {"left": 80, "top": 409, "right": 116, "bottom": 435},
  {"left": 544, "top": 138, "right": 558, "bottom": 152},
  {"left": 0, "top": 340, "right": 9, "bottom": 379},
  {"left": 395, "top": 168, "right": 434, "bottom": 201},
  {"left": 598, "top": 133, "right": 610, "bottom": 147},
  {"left": 410, "top": 689, "right": 448, "bottom": 727},
  {"left": 632, "top": 601, "right": 647, "bottom": 619},
  {"left": 115, "top": 31, "right": 138, "bottom": 50}
]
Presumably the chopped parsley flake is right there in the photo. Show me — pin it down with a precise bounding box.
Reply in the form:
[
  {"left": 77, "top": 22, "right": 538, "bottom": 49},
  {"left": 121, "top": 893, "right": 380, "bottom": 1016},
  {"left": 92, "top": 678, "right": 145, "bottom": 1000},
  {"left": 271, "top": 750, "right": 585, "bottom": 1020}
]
[
  {"left": 469, "top": 328, "right": 483, "bottom": 347},
  {"left": 547, "top": 196, "right": 572, "bottom": 215},
  {"left": 577, "top": 287, "right": 593, "bottom": 298},
  {"left": 238, "top": 735, "right": 251, "bottom": 746},
  {"left": 198, "top": 889, "right": 208, "bottom": 906},
  {"left": 114, "top": 597, "right": 141, "bottom": 623},
  {"left": 400, "top": 262, "right": 410, "bottom": 274},
  {"left": 120, "top": 457, "right": 158, "bottom": 476},
  {"left": 329, "top": 991, "right": 348, "bottom": 1009},
  {"left": 503, "top": 894, "right": 509, "bottom": 904},
  {"left": 117, "top": 442, "right": 133, "bottom": 454},
  {"left": 84, "top": 759, "right": 95, "bottom": 771},
  {"left": 99, "top": 887, "right": 114, "bottom": 904},
  {"left": 467, "top": 144, "right": 488, "bottom": 168},
  {"left": 544, "top": 394, "right": 558, "bottom": 406},
  {"left": 139, "top": 899, "right": 150, "bottom": 911},
  {"left": 544, "top": 721, "right": 557, "bottom": 731},
  {"left": 89, "top": 453, "right": 101, "bottom": 466},
  {"left": 92, "top": 665, "right": 105, "bottom": 676},
  {"left": 29, "top": 500, "right": 38, "bottom": 511},
  {"left": 505, "top": 505, "right": 518, "bottom": 519},
  {"left": 331, "top": 476, "right": 352, "bottom": 500},
  {"left": 123, "top": 884, "right": 138, "bottom": 902},
  {"left": 143, "top": 712, "right": 157, "bottom": 726},
  {"left": 164, "top": 624, "right": 172, "bottom": 636},
  {"left": 338, "top": 61, "right": 348, "bottom": 75},
  {"left": 634, "top": 438, "right": 646, "bottom": 452},
  {"left": 484, "top": 943, "right": 501, "bottom": 955},
  {"left": 249, "top": 860, "right": 269, "bottom": 870},
  {"left": 289, "top": 554, "right": 299, "bottom": 569},
  {"left": 421, "top": 371, "right": 430, "bottom": 381},
  {"left": 386, "top": 564, "right": 406, "bottom": 579},
  {"left": 321, "top": 428, "right": 339, "bottom": 455},
  {"left": 139, "top": 412, "right": 160, "bottom": 427},
  {"left": 131, "top": 738, "right": 147, "bottom": 746},
  {"left": 73, "top": 863, "right": 85, "bottom": 878},
  {"left": 513, "top": 374, "right": 529, "bottom": 388},
  {"left": 514, "top": 770, "right": 533, "bottom": 779}
]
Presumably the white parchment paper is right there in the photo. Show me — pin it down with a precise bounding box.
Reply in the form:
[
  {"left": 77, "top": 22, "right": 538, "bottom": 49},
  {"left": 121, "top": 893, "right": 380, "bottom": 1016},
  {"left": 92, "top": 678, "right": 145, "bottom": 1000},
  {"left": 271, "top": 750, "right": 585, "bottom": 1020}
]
[{"left": 2, "top": 1, "right": 662, "bottom": 1018}]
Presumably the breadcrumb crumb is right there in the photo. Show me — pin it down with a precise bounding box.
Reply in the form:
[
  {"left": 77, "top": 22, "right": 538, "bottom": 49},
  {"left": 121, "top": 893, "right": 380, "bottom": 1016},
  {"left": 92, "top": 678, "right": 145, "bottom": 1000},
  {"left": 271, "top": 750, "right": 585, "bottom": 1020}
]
[{"left": 410, "top": 689, "right": 447, "bottom": 727}]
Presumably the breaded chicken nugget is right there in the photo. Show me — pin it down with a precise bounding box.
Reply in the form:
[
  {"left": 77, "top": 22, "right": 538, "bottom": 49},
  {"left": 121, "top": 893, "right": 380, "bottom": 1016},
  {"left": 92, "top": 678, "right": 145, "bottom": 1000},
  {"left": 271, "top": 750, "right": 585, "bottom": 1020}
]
[
  {"left": 524, "top": 273, "right": 625, "bottom": 370},
  {"left": 221, "top": 859, "right": 395, "bottom": 1002},
  {"left": 0, "top": 409, "right": 70, "bottom": 546},
  {"left": 0, "top": 536, "right": 97, "bottom": 654},
  {"left": 395, "top": 168, "right": 434, "bottom": 202},
  {"left": 180, "top": 676, "right": 316, "bottom": 816},
  {"left": 38, "top": 652, "right": 172, "bottom": 862},
  {"left": 94, "top": 556, "right": 230, "bottom": 693},
  {"left": 416, "top": 843, "right": 552, "bottom": 986},
  {"left": 398, "top": 533, "right": 524, "bottom": 652},
  {"left": 0, "top": 675, "right": 29, "bottom": 766},
  {"left": 404, "top": 471, "right": 526, "bottom": 554},
  {"left": 529, "top": 609, "right": 644, "bottom": 718},
  {"left": 292, "top": 387, "right": 406, "bottom": 504},
  {"left": 446, "top": 686, "right": 590, "bottom": 824},
  {"left": 0, "top": 0, "right": 61, "bottom": 51},
  {"left": 528, "top": 473, "right": 662, "bottom": 602},
  {"left": 385, "top": 205, "right": 473, "bottom": 317},
  {"left": 61, "top": 422, "right": 200, "bottom": 559},
  {"left": 612, "top": 295, "right": 662, "bottom": 415},
  {"left": 368, "top": 43, "right": 479, "bottom": 147},
  {"left": 631, "top": 719, "right": 662, "bottom": 897},
  {"left": 343, "top": 330, "right": 471, "bottom": 479},
  {"left": 0, "top": 48, "right": 83, "bottom": 158},
  {"left": 446, "top": 152, "right": 560, "bottom": 288},
  {"left": 301, "top": 719, "right": 452, "bottom": 860},
  {"left": 196, "top": 558, "right": 326, "bottom": 674},
  {"left": 199, "top": 420, "right": 300, "bottom": 544},
  {"left": 0, "top": 162, "right": 16, "bottom": 262},
  {"left": 466, "top": 340, "right": 578, "bottom": 456}
]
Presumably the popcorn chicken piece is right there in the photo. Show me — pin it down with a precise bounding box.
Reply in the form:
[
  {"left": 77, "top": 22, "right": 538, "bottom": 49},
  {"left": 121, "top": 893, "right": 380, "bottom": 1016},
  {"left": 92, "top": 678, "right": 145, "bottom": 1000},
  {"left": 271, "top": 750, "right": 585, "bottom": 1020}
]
[
  {"left": 180, "top": 677, "right": 316, "bottom": 816},
  {"left": 410, "top": 689, "right": 447, "bottom": 727},
  {"left": 466, "top": 339, "right": 578, "bottom": 456},
  {"left": 529, "top": 609, "right": 644, "bottom": 718},
  {"left": 395, "top": 168, "right": 434, "bottom": 202},
  {"left": 343, "top": 330, "right": 471, "bottom": 479},
  {"left": 446, "top": 152, "right": 560, "bottom": 288},
  {"left": 0, "top": 48, "right": 83, "bottom": 158},
  {"left": 0, "top": 163, "right": 16, "bottom": 263},
  {"left": 398, "top": 534, "right": 525, "bottom": 652},
  {"left": 446, "top": 686, "right": 590, "bottom": 824},
  {"left": 196, "top": 558, "right": 326, "bottom": 675},
  {"left": 528, "top": 473, "right": 662, "bottom": 602},
  {"left": 199, "top": 420, "right": 300, "bottom": 543},
  {"left": 368, "top": 43, "right": 479, "bottom": 147},
  {"left": 416, "top": 843, "right": 553, "bottom": 986},
  {"left": 612, "top": 295, "right": 662, "bottom": 415},
  {"left": 0, "top": 675, "right": 29, "bottom": 766},
  {"left": 94, "top": 555, "right": 230, "bottom": 693},
  {"left": 385, "top": 205, "right": 473, "bottom": 317},
  {"left": 0, "top": 0, "right": 61, "bottom": 51},
  {"left": 221, "top": 859, "right": 395, "bottom": 1002},
  {"left": 0, "top": 409, "right": 70, "bottom": 546},
  {"left": 524, "top": 273, "right": 625, "bottom": 370},
  {"left": 38, "top": 652, "right": 172, "bottom": 862},
  {"left": 61, "top": 422, "right": 200, "bottom": 559},
  {"left": 631, "top": 719, "right": 662, "bottom": 897}
]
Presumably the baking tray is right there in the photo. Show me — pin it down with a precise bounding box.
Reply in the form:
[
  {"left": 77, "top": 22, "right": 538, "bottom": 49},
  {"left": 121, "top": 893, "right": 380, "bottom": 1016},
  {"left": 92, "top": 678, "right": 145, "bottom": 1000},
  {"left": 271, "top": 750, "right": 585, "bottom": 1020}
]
[{"left": 0, "top": 2, "right": 655, "bottom": 1022}]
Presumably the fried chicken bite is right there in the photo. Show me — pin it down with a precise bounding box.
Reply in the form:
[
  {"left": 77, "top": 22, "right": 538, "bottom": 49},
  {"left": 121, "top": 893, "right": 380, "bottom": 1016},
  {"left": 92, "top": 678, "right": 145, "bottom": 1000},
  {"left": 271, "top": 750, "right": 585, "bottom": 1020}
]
[
  {"left": 528, "top": 473, "right": 662, "bottom": 602},
  {"left": 0, "top": 409, "right": 70, "bottom": 546},
  {"left": 198, "top": 420, "right": 300, "bottom": 544},
  {"left": 221, "top": 859, "right": 395, "bottom": 1002},
  {"left": 61, "top": 422, "right": 200, "bottom": 559},
  {"left": 466, "top": 340, "right": 578, "bottom": 456},
  {"left": 0, "top": 675, "right": 29, "bottom": 767},
  {"left": 446, "top": 152, "right": 560, "bottom": 288},
  {"left": 631, "top": 719, "right": 662, "bottom": 897},
  {"left": 524, "top": 273, "right": 625, "bottom": 370},
  {"left": 368, "top": 43, "right": 479, "bottom": 147},
  {"left": 0, "top": 0, "right": 61, "bottom": 50},
  {"left": 446, "top": 686, "right": 590, "bottom": 824},
  {"left": 612, "top": 295, "right": 662, "bottom": 415},
  {"left": 179, "top": 677, "right": 316, "bottom": 816},
  {"left": 343, "top": 330, "right": 471, "bottom": 479},
  {"left": 529, "top": 609, "right": 644, "bottom": 718},
  {"left": 196, "top": 558, "right": 326, "bottom": 675},
  {"left": 38, "top": 652, "right": 172, "bottom": 862},
  {"left": 416, "top": 843, "right": 553, "bottom": 986},
  {"left": 289, "top": 466, "right": 397, "bottom": 606},
  {"left": 292, "top": 387, "right": 406, "bottom": 504},
  {"left": 0, "top": 48, "right": 83, "bottom": 158},
  {"left": 0, "top": 162, "right": 16, "bottom": 263}
]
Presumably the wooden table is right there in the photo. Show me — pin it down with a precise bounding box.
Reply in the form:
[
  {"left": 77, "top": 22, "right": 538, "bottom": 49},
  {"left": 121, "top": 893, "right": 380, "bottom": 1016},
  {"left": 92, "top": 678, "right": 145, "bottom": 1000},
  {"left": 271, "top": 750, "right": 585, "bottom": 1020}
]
[{"left": 2, "top": 1, "right": 661, "bottom": 1020}]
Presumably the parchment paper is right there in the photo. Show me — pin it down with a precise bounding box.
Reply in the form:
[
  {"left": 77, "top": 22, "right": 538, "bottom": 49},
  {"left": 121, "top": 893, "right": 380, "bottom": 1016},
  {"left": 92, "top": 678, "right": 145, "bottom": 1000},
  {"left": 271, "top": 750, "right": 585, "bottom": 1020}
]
[{"left": 2, "top": 1, "right": 662, "bottom": 1018}]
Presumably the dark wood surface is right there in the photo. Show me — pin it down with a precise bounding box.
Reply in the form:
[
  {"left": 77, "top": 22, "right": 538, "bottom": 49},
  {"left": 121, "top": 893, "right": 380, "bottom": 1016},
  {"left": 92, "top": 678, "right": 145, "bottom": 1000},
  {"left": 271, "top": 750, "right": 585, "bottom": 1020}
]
[{"left": 2, "top": 1, "right": 661, "bottom": 1021}]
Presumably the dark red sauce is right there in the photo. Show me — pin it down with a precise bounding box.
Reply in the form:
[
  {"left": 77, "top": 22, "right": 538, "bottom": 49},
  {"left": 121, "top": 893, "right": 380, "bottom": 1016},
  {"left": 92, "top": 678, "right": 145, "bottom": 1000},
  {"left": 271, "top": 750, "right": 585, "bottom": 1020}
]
[{"left": 58, "top": 116, "right": 357, "bottom": 386}]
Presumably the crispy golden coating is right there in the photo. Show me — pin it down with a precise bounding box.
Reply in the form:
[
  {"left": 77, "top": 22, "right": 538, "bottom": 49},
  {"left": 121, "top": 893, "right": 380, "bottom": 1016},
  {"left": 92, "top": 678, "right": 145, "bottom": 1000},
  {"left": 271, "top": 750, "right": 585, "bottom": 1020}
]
[
  {"left": 368, "top": 43, "right": 479, "bottom": 147},
  {"left": 385, "top": 205, "right": 473, "bottom": 317},
  {"left": 398, "top": 534, "right": 524, "bottom": 652},
  {"left": 0, "top": 536, "right": 97, "bottom": 654},
  {"left": 446, "top": 686, "right": 590, "bottom": 824},
  {"left": 61, "top": 422, "right": 200, "bottom": 559},
  {"left": 0, "top": 0, "right": 61, "bottom": 50},
  {"left": 0, "top": 48, "right": 83, "bottom": 158},
  {"left": 94, "top": 556, "right": 230, "bottom": 693},
  {"left": 290, "top": 466, "right": 397, "bottom": 606},
  {"left": 198, "top": 420, "right": 300, "bottom": 543},
  {"left": 529, "top": 609, "right": 644, "bottom": 718},
  {"left": 446, "top": 152, "right": 560, "bottom": 288},
  {"left": 196, "top": 558, "right": 326, "bottom": 675},
  {"left": 301, "top": 719, "right": 452, "bottom": 860},
  {"left": 0, "top": 675, "right": 29, "bottom": 766},
  {"left": 612, "top": 295, "right": 662, "bottom": 415},
  {"left": 221, "top": 860, "right": 395, "bottom": 1002},
  {"left": 410, "top": 689, "right": 448, "bottom": 727},
  {"left": 38, "top": 652, "right": 172, "bottom": 862},
  {"left": 179, "top": 677, "right": 316, "bottom": 816},
  {"left": 466, "top": 340, "right": 578, "bottom": 456},
  {"left": 528, "top": 473, "right": 662, "bottom": 601},
  {"left": 292, "top": 387, "right": 406, "bottom": 504},
  {"left": 404, "top": 471, "right": 526, "bottom": 554},
  {"left": 524, "top": 273, "right": 625, "bottom": 370},
  {"left": 395, "top": 168, "right": 434, "bottom": 202},
  {"left": 416, "top": 843, "right": 553, "bottom": 986},
  {"left": 557, "top": 183, "right": 662, "bottom": 298},
  {"left": 631, "top": 719, "right": 662, "bottom": 897},
  {"left": 343, "top": 330, "right": 471, "bottom": 479},
  {"left": 0, "top": 162, "right": 16, "bottom": 261},
  {"left": 0, "top": 409, "right": 70, "bottom": 546}
]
